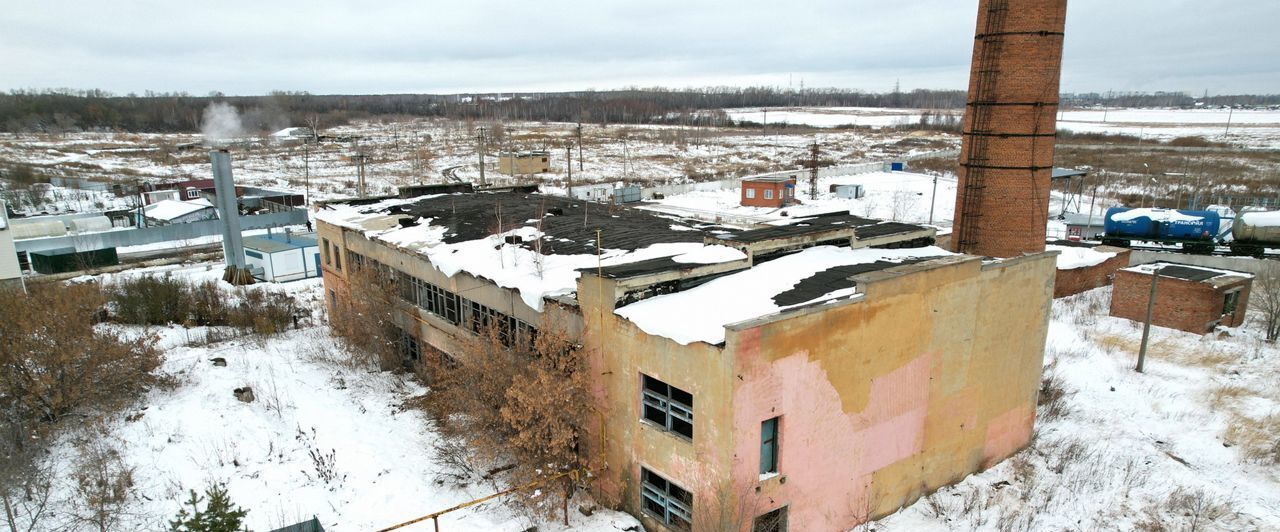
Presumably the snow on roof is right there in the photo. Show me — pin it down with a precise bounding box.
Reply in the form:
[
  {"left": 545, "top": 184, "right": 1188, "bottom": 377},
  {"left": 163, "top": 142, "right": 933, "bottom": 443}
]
[
  {"left": 1046, "top": 244, "right": 1117, "bottom": 270},
  {"left": 314, "top": 195, "right": 747, "bottom": 311},
  {"left": 615, "top": 245, "right": 955, "bottom": 346},
  {"left": 1111, "top": 208, "right": 1206, "bottom": 223},
  {"left": 270, "top": 127, "right": 310, "bottom": 138},
  {"left": 1123, "top": 262, "right": 1253, "bottom": 281},
  {"left": 144, "top": 198, "right": 214, "bottom": 221},
  {"left": 1239, "top": 210, "right": 1280, "bottom": 228}
]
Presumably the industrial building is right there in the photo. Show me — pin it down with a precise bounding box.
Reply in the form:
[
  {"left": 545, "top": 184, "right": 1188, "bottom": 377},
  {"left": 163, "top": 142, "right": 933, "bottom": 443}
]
[
  {"left": 498, "top": 150, "right": 551, "bottom": 174},
  {"left": 0, "top": 201, "right": 21, "bottom": 287},
  {"left": 739, "top": 175, "right": 797, "bottom": 208},
  {"left": 1110, "top": 263, "right": 1252, "bottom": 334},
  {"left": 242, "top": 232, "right": 321, "bottom": 282},
  {"left": 315, "top": 187, "right": 1055, "bottom": 530},
  {"left": 143, "top": 198, "right": 218, "bottom": 225}
]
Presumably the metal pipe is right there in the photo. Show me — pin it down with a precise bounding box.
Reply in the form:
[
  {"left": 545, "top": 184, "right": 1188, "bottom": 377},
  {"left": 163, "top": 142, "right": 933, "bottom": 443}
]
[{"left": 210, "top": 150, "right": 246, "bottom": 268}]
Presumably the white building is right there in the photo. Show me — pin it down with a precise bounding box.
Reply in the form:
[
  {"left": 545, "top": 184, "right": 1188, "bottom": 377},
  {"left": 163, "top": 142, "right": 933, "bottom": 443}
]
[
  {"left": 0, "top": 201, "right": 21, "bottom": 284},
  {"left": 143, "top": 199, "right": 217, "bottom": 226},
  {"left": 243, "top": 232, "right": 320, "bottom": 282}
]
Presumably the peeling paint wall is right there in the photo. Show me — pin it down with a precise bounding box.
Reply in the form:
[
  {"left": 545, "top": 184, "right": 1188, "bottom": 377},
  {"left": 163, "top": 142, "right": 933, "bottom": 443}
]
[{"left": 724, "top": 253, "right": 1055, "bottom": 530}]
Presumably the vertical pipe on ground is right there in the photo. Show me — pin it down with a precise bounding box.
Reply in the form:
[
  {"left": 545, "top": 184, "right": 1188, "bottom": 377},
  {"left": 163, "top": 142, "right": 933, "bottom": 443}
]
[{"left": 210, "top": 150, "right": 246, "bottom": 269}]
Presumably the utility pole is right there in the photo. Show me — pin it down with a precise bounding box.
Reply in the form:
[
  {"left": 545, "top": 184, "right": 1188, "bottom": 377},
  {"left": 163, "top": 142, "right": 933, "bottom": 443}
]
[
  {"left": 566, "top": 145, "right": 573, "bottom": 199},
  {"left": 576, "top": 123, "right": 583, "bottom": 171},
  {"left": 1136, "top": 265, "right": 1164, "bottom": 373},
  {"left": 808, "top": 141, "right": 820, "bottom": 200},
  {"left": 303, "top": 142, "right": 310, "bottom": 207},
  {"left": 929, "top": 174, "right": 938, "bottom": 225},
  {"left": 1225, "top": 106, "right": 1234, "bottom": 135},
  {"left": 477, "top": 126, "right": 487, "bottom": 187},
  {"left": 353, "top": 151, "right": 368, "bottom": 198},
  {"left": 763, "top": 109, "right": 768, "bottom": 137}
]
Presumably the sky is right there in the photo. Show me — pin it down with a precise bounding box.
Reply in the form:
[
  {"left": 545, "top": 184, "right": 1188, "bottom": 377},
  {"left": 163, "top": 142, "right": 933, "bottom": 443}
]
[{"left": 0, "top": 0, "right": 1276, "bottom": 97}]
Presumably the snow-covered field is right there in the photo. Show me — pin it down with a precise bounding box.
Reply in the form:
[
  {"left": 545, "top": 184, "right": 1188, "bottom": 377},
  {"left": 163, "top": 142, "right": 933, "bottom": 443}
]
[
  {"left": 0, "top": 119, "right": 957, "bottom": 208},
  {"left": 34, "top": 264, "right": 639, "bottom": 532},
  {"left": 1057, "top": 108, "right": 1280, "bottom": 148},
  {"left": 882, "top": 286, "right": 1280, "bottom": 530},
  {"left": 721, "top": 106, "right": 1280, "bottom": 148}
]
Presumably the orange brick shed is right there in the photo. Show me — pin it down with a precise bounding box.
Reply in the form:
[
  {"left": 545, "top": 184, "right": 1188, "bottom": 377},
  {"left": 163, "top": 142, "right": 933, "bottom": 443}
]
[{"left": 741, "top": 176, "right": 797, "bottom": 208}]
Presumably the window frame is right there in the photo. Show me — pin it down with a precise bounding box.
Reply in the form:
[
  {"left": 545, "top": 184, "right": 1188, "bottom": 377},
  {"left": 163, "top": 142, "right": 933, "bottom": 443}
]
[
  {"left": 186, "top": 189, "right": 200, "bottom": 199},
  {"left": 764, "top": 188, "right": 774, "bottom": 200},
  {"left": 745, "top": 187, "right": 756, "bottom": 199},
  {"left": 752, "top": 506, "right": 788, "bottom": 532},
  {"left": 641, "top": 375, "right": 694, "bottom": 440},
  {"left": 641, "top": 467, "right": 693, "bottom": 530},
  {"left": 1223, "top": 289, "right": 1241, "bottom": 316},
  {"left": 760, "top": 416, "right": 780, "bottom": 475}
]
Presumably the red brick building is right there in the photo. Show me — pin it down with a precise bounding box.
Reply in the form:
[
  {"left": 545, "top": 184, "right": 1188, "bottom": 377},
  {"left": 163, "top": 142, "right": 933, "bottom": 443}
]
[
  {"left": 1051, "top": 244, "right": 1130, "bottom": 298},
  {"left": 1109, "top": 263, "right": 1253, "bottom": 334},
  {"left": 740, "top": 175, "right": 796, "bottom": 208}
]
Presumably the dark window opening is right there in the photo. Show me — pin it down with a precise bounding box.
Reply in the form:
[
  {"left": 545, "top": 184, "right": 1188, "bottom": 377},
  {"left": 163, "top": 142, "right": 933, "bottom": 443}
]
[
  {"left": 753, "top": 506, "right": 788, "bottom": 532},
  {"left": 641, "top": 468, "right": 692, "bottom": 530},
  {"left": 1223, "top": 290, "right": 1241, "bottom": 316},
  {"left": 642, "top": 375, "right": 694, "bottom": 439}
]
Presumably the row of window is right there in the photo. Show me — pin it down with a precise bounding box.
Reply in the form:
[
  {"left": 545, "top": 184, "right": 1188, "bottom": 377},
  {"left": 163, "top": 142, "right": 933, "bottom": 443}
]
[
  {"left": 640, "top": 465, "right": 787, "bottom": 531},
  {"left": 744, "top": 187, "right": 794, "bottom": 200},
  {"left": 321, "top": 237, "right": 342, "bottom": 271}
]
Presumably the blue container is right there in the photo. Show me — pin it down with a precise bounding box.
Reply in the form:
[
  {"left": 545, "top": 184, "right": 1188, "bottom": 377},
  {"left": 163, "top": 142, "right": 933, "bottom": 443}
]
[
  {"left": 1103, "top": 207, "right": 1220, "bottom": 241},
  {"left": 890, "top": 162, "right": 906, "bottom": 172}
]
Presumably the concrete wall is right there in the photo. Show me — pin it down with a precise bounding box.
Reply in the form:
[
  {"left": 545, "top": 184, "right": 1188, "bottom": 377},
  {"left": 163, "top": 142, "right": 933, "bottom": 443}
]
[
  {"left": 714, "top": 253, "right": 1054, "bottom": 530},
  {"left": 576, "top": 274, "right": 738, "bottom": 531},
  {"left": 1110, "top": 269, "right": 1253, "bottom": 334},
  {"left": 1054, "top": 247, "right": 1130, "bottom": 298}
]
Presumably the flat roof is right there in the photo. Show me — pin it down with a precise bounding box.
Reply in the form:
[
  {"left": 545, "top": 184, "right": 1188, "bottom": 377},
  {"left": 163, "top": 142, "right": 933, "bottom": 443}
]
[
  {"left": 716, "top": 211, "right": 927, "bottom": 244},
  {"left": 1123, "top": 262, "right": 1252, "bottom": 283},
  {"left": 244, "top": 233, "right": 318, "bottom": 253},
  {"left": 743, "top": 175, "right": 796, "bottom": 183}
]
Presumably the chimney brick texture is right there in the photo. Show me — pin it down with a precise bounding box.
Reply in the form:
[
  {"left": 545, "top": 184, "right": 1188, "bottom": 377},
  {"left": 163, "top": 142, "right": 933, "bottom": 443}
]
[{"left": 952, "top": 0, "right": 1068, "bottom": 258}]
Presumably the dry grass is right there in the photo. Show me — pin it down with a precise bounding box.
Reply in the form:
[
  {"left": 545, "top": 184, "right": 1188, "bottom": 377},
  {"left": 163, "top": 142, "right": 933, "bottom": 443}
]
[{"left": 1223, "top": 412, "right": 1280, "bottom": 465}]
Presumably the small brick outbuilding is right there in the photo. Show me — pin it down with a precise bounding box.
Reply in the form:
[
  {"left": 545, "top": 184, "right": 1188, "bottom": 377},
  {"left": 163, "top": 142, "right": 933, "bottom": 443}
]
[
  {"left": 741, "top": 175, "right": 797, "bottom": 208},
  {"left": 1109, "top": 262, "right": 1253, "bottom": 334}
]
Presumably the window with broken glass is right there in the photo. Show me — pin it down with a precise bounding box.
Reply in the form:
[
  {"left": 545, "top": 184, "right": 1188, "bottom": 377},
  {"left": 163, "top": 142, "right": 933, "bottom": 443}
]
[
  {"left": 642, "top": 375, "right": 694, "bottom": 439},
  {"left": 641, "top": 467, "right": 692, "bottom": 530}
]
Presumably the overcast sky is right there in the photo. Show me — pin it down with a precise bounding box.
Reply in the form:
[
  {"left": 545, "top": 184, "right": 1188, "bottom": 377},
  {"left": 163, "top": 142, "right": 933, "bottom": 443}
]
[{"left": 1, "top": 0, "right": 1275, "bottom": 97}]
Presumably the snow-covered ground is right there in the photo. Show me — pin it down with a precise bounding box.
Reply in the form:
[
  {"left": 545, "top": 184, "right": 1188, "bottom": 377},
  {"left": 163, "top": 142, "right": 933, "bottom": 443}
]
[
  {"left": 36, "top": 264, "right": 640, "bottom": 532},
  {"left": 1057, "top": 108, "right": 1280, "bottom": 148},
  {"left": 882, "top": 286, "right": 1280, "bottom": 530},
  {"left": 0, "top": 119, "right": 957, "bottom": 208}
]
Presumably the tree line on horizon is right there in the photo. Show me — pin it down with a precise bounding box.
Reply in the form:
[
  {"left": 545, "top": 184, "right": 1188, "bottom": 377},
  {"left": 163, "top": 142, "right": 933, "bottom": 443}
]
[{"left": 0, "top": 87, "right": 1275, "bottom": 134}]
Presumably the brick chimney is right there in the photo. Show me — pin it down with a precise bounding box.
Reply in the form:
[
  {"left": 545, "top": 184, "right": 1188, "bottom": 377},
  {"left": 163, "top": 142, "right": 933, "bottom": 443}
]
[{"left": 951, "top": 0, "right": 1068, "bottom": 257}]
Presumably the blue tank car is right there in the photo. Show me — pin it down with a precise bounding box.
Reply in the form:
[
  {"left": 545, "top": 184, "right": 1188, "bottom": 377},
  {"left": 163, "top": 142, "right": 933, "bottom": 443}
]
[{"left": 1101, "top": 207, "right": 1220, "bottom": 254}]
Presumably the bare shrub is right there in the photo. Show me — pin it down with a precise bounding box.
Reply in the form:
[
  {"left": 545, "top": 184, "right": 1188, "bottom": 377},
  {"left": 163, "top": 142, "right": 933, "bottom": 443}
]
[
  {"left": 67, "top": 438, "right": 137, "bottom": 532},
  {"left": 1223, "top": 411, "right": 1280, "bottom": 465},
  {"left": 1165, "top": 487, "right": 1230, "bottom": 531},
  {"left": 1251, "top": 262, "right": 1280, "bottom": 342},
  {"left": 418, "top": 319, "right": 591, "bottom": 525},
  {"left": 329, "top": 265, "right": 402, "bottom": 370},
  {"left": 0, "top": 283, "right": 160, "bottom": 430},
  {"left": 1037, "top": 360, "right": 1074, "bottom": 422}
]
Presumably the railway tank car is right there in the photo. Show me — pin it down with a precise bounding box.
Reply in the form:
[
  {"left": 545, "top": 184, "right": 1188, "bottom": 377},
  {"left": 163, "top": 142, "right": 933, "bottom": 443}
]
[
  {"left": 1101, "top": 207, "right": 1220, "bottom": 254},
  {"left": 1230, "top": 209, "right": 1280, "bottom": 257}
]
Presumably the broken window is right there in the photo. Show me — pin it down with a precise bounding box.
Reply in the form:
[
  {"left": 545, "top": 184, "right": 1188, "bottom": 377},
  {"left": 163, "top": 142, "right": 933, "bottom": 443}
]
[
  {"left": 641, "top": 468, "right": 692, "bottom": 530},
  {"left": 752, "top": 506, "right": 788, "bottom": 532},
  {"left": 1223, "top": 290, "right": 1241, "bottom": 316},
  {"left": 642, "top": 375, "right": 694, "bottom": 439},
  {"left": 396, "top": 327, "right": 420, "bottom": 363},
  {"left": 760, "top": 416, "right": 779, "bottom": 475},
  {"left": 333, "top": 244, "right": 342, "bottom": 271},
  {"left": 322, "top": 239, "right": 331, "bottom": 265}
]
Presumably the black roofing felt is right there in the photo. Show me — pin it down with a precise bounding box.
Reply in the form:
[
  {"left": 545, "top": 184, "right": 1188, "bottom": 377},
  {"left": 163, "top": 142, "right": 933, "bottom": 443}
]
[
  {"left": 716, "top": 212, "right": 927, "bottom": 244},
  {"left": 382, "top": 192, "right": 715, "bottom": 254},
  {"left": 772, "top": 259, "right": 927, "bottom": 307},
  {"left": 1156, "top": 265, "right": 1225, "bottom": 282}
]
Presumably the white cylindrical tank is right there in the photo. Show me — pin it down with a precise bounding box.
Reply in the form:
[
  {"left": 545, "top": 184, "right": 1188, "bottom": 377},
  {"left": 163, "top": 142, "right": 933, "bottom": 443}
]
[
  {"left": 10, "top": 219, "right": 68, "bottom": 239},
  {"left": 69, "top": 216, "right": 113, "bottom": 234}
]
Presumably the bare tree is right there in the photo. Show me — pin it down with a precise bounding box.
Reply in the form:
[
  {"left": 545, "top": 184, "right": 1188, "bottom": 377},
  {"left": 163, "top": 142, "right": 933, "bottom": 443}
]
[{"left": 1251, "top": 262, "right": 1280, "bottom": 342}]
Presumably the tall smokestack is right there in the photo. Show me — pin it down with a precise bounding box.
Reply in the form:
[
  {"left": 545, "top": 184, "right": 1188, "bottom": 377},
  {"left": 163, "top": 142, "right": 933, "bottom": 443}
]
[
  {"left": 951, "top": 0, "right": 1068, "bottom": 258},
  {"left": 210, "top": 150, "right": 246, "bottom": 269}
]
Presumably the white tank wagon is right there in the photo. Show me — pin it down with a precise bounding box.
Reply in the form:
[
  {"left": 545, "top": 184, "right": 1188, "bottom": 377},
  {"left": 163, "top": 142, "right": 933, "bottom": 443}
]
[
  {"left": 1230, "top": 210, "right": 1280, "bottom": 257},
  {"left": 9, "top": 219, "right": 68, "bottom": 240},
  {"left": 68, "top": 216, "right": 113, "bottom": 234}
]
